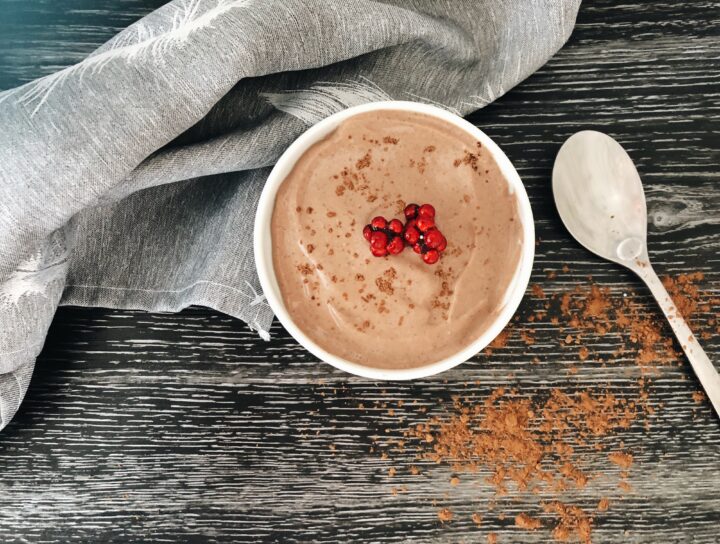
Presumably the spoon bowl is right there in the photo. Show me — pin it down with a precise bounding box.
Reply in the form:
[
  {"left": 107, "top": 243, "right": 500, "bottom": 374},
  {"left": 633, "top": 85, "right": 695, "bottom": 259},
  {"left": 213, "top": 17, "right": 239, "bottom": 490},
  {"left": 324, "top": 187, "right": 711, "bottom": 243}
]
[
  {"left": 553, "top": 130, "right": 648, "bottom": 266},
  {"left": 553, "top": 130, "right": 720, "bottom": 417}
]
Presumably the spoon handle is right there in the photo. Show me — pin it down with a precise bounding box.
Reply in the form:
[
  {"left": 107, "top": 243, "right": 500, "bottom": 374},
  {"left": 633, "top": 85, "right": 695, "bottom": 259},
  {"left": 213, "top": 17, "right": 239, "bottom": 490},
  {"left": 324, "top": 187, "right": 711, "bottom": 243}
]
[{"left": 635, "top": 264, "right": 720, "bottom": 417}]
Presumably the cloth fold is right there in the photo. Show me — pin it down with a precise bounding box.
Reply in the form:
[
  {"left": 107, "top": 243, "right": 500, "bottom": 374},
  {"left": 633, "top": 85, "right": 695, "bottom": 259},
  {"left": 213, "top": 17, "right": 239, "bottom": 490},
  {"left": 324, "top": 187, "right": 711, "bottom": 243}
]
[{"left": 0, "top": 0, "right": 581, "bottom": 430}]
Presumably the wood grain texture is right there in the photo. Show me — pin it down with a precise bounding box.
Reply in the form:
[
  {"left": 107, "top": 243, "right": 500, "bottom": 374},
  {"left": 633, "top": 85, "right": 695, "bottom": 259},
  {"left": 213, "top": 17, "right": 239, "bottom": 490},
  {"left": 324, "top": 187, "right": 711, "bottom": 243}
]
[{"left": 1, "top": 0, "right": 719, "bottom": 542}]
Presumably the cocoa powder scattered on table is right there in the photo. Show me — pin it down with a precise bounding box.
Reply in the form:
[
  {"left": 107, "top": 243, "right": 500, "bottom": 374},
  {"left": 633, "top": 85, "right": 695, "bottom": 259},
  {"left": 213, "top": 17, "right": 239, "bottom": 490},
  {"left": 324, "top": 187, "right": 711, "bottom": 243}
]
[
  {"left": 376, "top": 271, "right": 714, "bottom": 543},
  {"left": 515, "top": 513, "right": 543, "bottom": 530},
  {"left": 437, "top": 508, "right": 453, "bottom": 523}
]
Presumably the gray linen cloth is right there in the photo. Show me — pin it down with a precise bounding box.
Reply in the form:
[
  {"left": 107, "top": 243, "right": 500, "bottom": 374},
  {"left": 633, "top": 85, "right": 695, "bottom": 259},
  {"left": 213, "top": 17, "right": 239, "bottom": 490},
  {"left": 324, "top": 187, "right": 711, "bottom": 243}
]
[{"left": 0, "top": 0, "right": 581, "bottom": 430}]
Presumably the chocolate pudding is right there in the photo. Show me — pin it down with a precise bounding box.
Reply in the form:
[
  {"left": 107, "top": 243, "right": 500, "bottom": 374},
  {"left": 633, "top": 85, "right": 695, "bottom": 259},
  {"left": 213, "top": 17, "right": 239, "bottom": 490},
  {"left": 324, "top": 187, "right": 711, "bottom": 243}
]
[{"left": 271, "top": 110, "right": 522, "bottom": 369}]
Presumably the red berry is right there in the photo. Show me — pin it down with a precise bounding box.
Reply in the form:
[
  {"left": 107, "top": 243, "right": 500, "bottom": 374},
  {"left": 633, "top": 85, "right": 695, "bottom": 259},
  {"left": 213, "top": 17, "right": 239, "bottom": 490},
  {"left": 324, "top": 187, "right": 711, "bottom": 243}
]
[
  {"left": 416, "top": 216, "right": 435, "bottom": 232},
  {"left": 422, "top": 249, "right": 440, "bottom": 264},
  {"left": 404, "top": 203, "right": 419, "bottom": 220},
  {"left": 362, "top": 205, "right": 443, "bottom": 262},
  {"left": 371, "top": 216, "right": 387, "bottom": 230},
  {"left": 363, "top": 225, "right": 373, "bottom": 241},
  {"left": 418, "top": 204, "right": 435, "bottom": 218},
  {"left": 370, "top": 230, "right": 388, "bottom": 249},
  {"left": 388, "top": 219, "right": 403, "bottom": 234},
  {"left": 424, "top": 228, "right": 443, "bottom": 249},
  {"left": 436, "top": 235, "right": 447, "bottom": 252},
  {"left": 387, "top": 236, "right": 404, "bottom": 255},
  {"left": 403, "top": 226, "right": 420, "bottom": 245}
]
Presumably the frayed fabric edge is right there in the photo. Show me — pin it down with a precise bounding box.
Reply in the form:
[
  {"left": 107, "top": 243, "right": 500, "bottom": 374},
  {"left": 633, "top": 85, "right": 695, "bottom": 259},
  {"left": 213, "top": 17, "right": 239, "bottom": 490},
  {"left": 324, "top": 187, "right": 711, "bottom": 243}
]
[{"left": 60, "top": 280, "right": 274, "bottom": 341}]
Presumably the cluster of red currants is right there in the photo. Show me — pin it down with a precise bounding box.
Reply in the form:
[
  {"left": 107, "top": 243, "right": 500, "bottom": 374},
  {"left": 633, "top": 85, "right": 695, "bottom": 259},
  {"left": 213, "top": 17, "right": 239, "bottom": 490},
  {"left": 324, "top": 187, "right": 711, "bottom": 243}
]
[{"left": 362, "top": 203, "right": 447, "bottom": 264}]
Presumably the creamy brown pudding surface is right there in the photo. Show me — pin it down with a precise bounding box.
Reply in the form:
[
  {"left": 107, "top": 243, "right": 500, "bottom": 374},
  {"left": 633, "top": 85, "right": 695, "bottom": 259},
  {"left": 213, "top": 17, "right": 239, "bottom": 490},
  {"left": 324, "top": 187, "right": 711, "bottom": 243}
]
[{"left": 271, "top": 110, "right": 522, "bottom": 369}]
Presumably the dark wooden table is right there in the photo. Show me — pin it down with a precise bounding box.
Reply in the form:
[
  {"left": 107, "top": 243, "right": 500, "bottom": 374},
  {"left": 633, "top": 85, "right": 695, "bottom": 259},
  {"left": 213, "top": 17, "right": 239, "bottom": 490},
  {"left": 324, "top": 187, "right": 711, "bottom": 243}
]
[{"left": 1, "top": 1, "right": 718, "bottom": 542}]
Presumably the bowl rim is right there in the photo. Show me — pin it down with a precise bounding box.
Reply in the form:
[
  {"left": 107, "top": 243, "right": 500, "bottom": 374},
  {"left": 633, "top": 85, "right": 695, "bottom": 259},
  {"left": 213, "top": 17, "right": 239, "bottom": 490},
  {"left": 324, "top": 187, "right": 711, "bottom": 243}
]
[{"left": 254, "top": 100, "right": 535, "bottom": 380}]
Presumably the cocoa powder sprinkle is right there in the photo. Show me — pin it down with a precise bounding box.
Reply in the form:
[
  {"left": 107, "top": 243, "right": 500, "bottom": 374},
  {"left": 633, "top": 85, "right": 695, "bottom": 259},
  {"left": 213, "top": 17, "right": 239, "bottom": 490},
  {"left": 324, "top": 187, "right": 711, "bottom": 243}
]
[
  {"left": 437, "top": 508, "right": 453, "bottom": 523},
  {"left": 608, "top": 452, "right": 633, "bottom": 470},
  {"left": 375, "top": 272, "right": 712, "bottom": 544},
  {"left": 515, "top": 513, "right": 543, "bottom": 530},
  {"left": 356, "top": 152, "right": 372, "bottom": 170}
]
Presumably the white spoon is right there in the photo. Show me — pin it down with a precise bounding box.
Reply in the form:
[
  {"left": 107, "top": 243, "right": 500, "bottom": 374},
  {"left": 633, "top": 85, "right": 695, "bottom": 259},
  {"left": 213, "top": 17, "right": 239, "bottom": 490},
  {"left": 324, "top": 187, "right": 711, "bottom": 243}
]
[{"left": 552, "top": 130, "right": 720, "bottom": 416}]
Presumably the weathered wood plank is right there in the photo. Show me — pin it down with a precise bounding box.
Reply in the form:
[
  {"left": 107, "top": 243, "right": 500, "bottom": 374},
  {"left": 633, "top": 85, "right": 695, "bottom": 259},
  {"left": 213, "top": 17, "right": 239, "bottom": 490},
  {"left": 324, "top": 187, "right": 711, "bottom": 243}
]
[{"left": 0, "top": 0, "right": 718, "bottom": 543}]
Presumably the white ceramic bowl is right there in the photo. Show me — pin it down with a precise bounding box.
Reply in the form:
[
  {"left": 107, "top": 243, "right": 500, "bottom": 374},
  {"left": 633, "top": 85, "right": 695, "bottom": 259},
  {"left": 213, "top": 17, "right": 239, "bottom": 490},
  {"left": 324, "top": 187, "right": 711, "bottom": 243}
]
[{"left": 254, "top": 101, "right": 534, "bottom": 380}]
